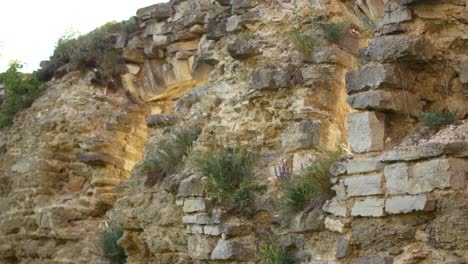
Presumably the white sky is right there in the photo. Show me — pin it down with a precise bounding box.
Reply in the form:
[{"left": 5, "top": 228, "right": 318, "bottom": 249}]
[{"left": 0, "top": 0, "right": 165, "bottom": 73}]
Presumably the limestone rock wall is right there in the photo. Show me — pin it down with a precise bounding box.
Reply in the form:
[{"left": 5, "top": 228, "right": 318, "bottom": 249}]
[
  {"left": 0, "top": 74, "right": 150, "bottom": 263},
  {"left": 0, "top": 0, "right": 467, "bottom": 263}
]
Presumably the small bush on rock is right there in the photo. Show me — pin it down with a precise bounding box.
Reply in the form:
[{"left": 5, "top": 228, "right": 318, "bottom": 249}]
[
  {"left": 259, "top": 241, "right": 295, "bottom": 264},
  {"left": 321, "top": 21, "right": 350, "bottom": 44},
  {"left": 100, "top": 224, "right": 127, "bottom": 264},
  {"left": 141, "top": 128, "right": 199, "bottom": 186},
  {"left": 190, "top": 146, "right": 255, "bottom": 215},
  {"left": 280, "top": 150, "right": 342, "bottom": 214},
  {"left": 419, "top": 111, "right": 456, "bottom": 129},
  {"left": 38, "top": 19, "right": 138, "bottom": 82}
]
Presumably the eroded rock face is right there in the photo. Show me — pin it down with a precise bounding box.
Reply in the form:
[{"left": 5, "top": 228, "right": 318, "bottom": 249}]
[
  {"left": 0, "top": 73, "right": 149, "bottom": 263},
  {"left": 1, "top": 0, "right": 467, "bottom": 263}
]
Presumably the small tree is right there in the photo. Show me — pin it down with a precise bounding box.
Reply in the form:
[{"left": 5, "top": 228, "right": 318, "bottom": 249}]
[{"left": 0, "top": 61, "right": 43, "bottom": 128}]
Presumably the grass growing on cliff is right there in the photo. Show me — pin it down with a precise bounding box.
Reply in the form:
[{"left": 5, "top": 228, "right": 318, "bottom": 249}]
[
  {"left": 190, "top": 146, "right": 255, "bottom": 215},
  {"left": 289, "top": 7, "right": 351, "bottom": 59},
  {"left": 259, "top": 241, "right": 295, "bottom": 264},
  {"left": 0, "top": 61, "right": 43, "bottom": 128},
  {"left": 141, "top": 128, "right": 200, "bottom": 186},
  {"left": 37, "top": 19, "right": 138, "bottom": 82},
  {"left": 280, "top": 150, "right": 341, "bottom": 214},
  {"left": 419, "top": 111, "right": 456, "bottom": 129},
  {"left": 100, "top": 224, "right": 127, "bottom": 264}
]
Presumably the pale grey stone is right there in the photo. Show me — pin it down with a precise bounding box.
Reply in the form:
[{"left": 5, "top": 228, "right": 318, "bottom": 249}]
[
  {"left": 177, "top": 176, "right": 205, "bottom": 197},
  {"left": 323, "top": 199, "right": 348, "bottom": 217},
  {"left": 385, "top": 194, "right": 433, "bottom": 214},
  {"left": 281, "top": 120, "right": 321, "bottom": 152},
  {"left": 351, "top": 198, "right": 385, "bottom": 217},
  {"left": 211, "top": 239, "right": 252, "bottom": 260},
  {"left": 226, "top": 15, "right": 241, "bottom": 32},
  {"left": 226, "top": 37, "right": 262, "bottom": 60},
  {"left": 206, "top": 11, "right": 229, "bottom": 40},
  {"left": 335, "top": 237, "right": 350, "bottom": 259},
  {"left": 345, "top": 173, "right": 383, "bottom": 197},
  {"left": 459, "top": 60, "right": 468, "bottom": 84},
  {"left": 231, "top": 0, "right": 258, "bottom": 14},
  {"left": 379, "top": 2, "right": 413, "bottom": 27},
  {"left": 325, "top": 217, "right": 344, "bottom": 233},
  {"left": 384, "top": 163, "right": 409, "bottom": 194},
  {"left": 301, "top": 64, "right": 337, "bottom": 86},
  {"left": 409, "top": 158, "right": 466, "bottom": 194},
  {"left": 330, "top": 160, "right": 347, "bottom": 177},
  {"left": 347, "top": 157, "right": 384, "bottom": 174},
  {"left": 365, "top": 35, "right": 433, "bottom": 62},
  {"left": 188, "top": 235, "right": 217, "bottom": 260},
  {"left": 290, "top": 209, "right": 325, "bottom": 232},
  {"left": 187, "top": 224, "right": 204, "bottom": 234},
  {"left": 137, "top": 3, "right": 172, "bottom": 21},
  {"left": 183, "top": 198, "right": 206, "bottom": 213},
  {"left": 345, "top": 64, "right": 402, "bottom": 94},
  {"left": 347, "top": 112, "right": 385, "bottom": 153},
  {"left": 182, "top": 213, "right": 220, "bottom": 225},
  {"left": 346, "top": 90, "right": 422, "bottom": 116},
  {"left": 251, "top": 64, "right": 292, "bottom": 90},
  {"left": 380, "top": 143, "right": 445, "bottom": 162},
  {"left": 152, "top": 35, "right": 168, "bottom": 46},
  {"left": 204, "top": 225, "right": 221, "bottom": 236}
]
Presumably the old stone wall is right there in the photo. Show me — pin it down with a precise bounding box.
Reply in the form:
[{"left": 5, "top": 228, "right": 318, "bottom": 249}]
[{"left": 0, "top": 0, "right": 467, "bottom": 263}]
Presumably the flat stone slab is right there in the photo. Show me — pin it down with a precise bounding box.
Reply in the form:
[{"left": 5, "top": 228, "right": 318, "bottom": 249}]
[
  {"left": 344, "top": 173, "right": 383, "bottom": 197},
  {"left": 347, "top": 90, "right": 422, "bottom": 116},
  {"left": 385, "top": 194, "right": 434, "bottom": 214},
  {"left": 381, "top": 142, "right": 468, "bottom": 162},
  {"left": 346, "top": 64, "right": 402, "bottom": 94},
  {"left": 365, "top": 35, "right": 433, "bottom": 62},
  {"left": 351, "top": 198, "right": 385, "bottom": 217},
  {"left": 347, "top": 157, "right": 384, "bottom": 174}
]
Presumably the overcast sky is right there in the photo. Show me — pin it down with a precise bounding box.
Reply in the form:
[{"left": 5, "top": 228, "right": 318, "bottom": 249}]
[{"left": 0, "top": 0, "right": 164, "bottom": 73}]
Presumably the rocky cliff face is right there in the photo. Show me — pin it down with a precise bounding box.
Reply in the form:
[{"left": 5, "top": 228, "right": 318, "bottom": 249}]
[{"left": 1, "top": 0, "right": 467, "bottom": 263}]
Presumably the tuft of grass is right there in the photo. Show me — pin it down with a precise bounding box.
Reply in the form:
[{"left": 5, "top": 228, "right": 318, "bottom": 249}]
[
  {"left": 289, "top": 31, "right": 318, "bottom": 60},
  {"left": 141, "top": 128, "right": 199, "bottom": 185},
  {"left": 321, "top": 21, "right": 350, "bottom": 44},
  {"left": 190, "top": 146, "right": 255, "bottom": 215},
  {"left": 0, "top": 61, "right": 44, "bottom": 128},
  {"left": 419, "top": 111, "right": 456, "bottom": 129},
  {"left": 259, "top": 241, "right": 295, "bottom": 264},
  {"left": 100, "top": 224, "right": 127, "bottom": 264},
  {"left": 280, "top": 151, "right": 342, "bottom": 215}
]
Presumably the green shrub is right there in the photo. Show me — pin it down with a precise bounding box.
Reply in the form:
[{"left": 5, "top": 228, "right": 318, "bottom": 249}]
[
  {"left": 39, "top": 19, "right": 137, "bottom": 82},
  {"left": 321, "top": 21, "right": 349, "bottom": 44},
  {"left": 100, "top": 224, "right": 127, "bottom": 264},
  {"left": 190, "top": 146, "right": 256, "bottom": 215},
  {"left": 0, "top": 61, "right": 43, "bottom": 128},
  {"left": 142, "top": 128, "right": 200, "bottom": 177},
  {"left": 191, "top": 146, "right": 254, "bottom": 201},
  {"left": 419, "top": 111, "right": 456, "bottom": 129},
  {"left": 259, "top": 241, "right": 295, "bottom": 264},
  {"left": 280, "top": 151, "right": 342, "bottom": 214}
]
